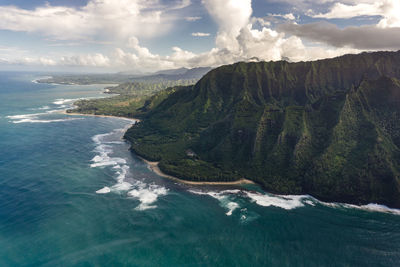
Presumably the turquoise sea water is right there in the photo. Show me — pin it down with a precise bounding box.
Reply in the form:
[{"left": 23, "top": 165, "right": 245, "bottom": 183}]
[{"left": 0, "top": 72, "right": 399, "bottom": 266}]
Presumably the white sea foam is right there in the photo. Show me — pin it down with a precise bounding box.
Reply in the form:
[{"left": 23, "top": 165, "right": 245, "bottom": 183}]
[
  {"left": 189, "top": 189, "right": 241, "bottom": 216},
  {"left": 189, "top": 189, "right": 311, "bottom": 214},
  {"left": 90, "top": 153, "right": 127, "bottom": 168},
  {"left": 189, "top": 189, "right": 241, "bottom": 197},
  {"left": 90, "top": 131, "right": 128, "bottom": 168},
  {"left": 111, "top": 181, "right": 133, "bottom": 191},
  {"left": 90, "top": 129, "right": 168, "bottom": 210},
  {"left": 245, "top": 192, "right": 307, "bottom": 210},
  {"left": 128, "top": 183, "right": 168, "bottom": 211},
  {"left": 30, "top": 105, "right": 50, "bottom": 111},
  {"left": 7, "top": 112, "right": 82, "bottom": 124},
  {"left": 53, "top": 98, "right": 77, "bottom": 105},
  {"left": 96, "top": 187, "right": 111, "bottom": 194},
  {"left": 12, "top": 118, "right": 81, "bottom": 124},
  {"left": 303, "top": 199, "right": 316, "bottom": 206},
  {"left": 226, "top": 202, "right": 240, "bottom": 216},
  {"left": 319, "top": 201, "right": 400, "bottom": 215},
  {"left": 190, "top": 187, "right": 400, "bottom": 216},
  {"left": 7, "top": 112, "right": 47, "bottom": 119}
]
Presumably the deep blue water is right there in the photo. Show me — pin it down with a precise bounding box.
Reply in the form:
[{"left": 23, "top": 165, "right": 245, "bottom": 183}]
[{"left": 0, "top": 72, "right": 399, "bottom": 266}]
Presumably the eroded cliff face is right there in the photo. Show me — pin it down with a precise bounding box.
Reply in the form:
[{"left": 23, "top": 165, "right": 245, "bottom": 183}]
[{"left": 125, "top": 51, "right": 400, "bottom": 207}]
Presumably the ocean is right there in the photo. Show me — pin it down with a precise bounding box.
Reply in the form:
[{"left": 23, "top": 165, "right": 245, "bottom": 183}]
[{"left": 0, "top": 71, "right": 399, "bottom": 266}]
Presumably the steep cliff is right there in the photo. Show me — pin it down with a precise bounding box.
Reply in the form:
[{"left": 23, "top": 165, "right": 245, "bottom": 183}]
[{"left": 125, "top": 51, "right": 400, "bottom": 207}]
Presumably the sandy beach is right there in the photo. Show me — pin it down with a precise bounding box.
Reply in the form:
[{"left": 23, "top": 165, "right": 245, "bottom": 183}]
[
  {"left": 61, "top": 110, "right": 139, "bottom": 122},
  {"left": 140, "top": 157, "right": 255, "bottom": 186}
]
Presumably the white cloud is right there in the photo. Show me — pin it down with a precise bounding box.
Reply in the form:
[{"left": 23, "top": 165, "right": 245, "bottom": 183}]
[
  {"left": 185, "top": 16, "right": 202, "bottom": 21},
  {"left": 269, "top": 13, "right": 296, "bottom": 21},
  {"left": 106, "top": 0, "right": 359, "bottom": 71},
  {"left": 60, "top": 53, "right": 110, "bottom": 67},
  {"left": 203, "top": 0, "right": 252, "bottom": 51},
  {"left": 251, "top": 17, "right": 271, "bottom": 27},
  {"left": 20, "top": 57, "right": 58, "bottom": 66},
  {"left": 0, "top": 0, "right": 378, "bottom": 71},
  {"left": 0, "top": 0, "right": 183, "bottom": 40},
  {"left": 169, "top": 0, "right": 192, "bottom": 10},
  {"left": 192, "top": 32, "right": 211, "bottom": 37},
  {"left": 311, "top": 0, "right": 400, "bottom": 28},
  {"left": 1, "top": 56, "right": 57, "bottom": 66},
  {"left": 113, "top": 39, "right": 175, "bottom": 70}
]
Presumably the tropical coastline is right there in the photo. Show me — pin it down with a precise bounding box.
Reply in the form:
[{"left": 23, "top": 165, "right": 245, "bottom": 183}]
[
  {"left": 3, "top": 0, "right": 400, "bottom": 264},
  {"left": 63, "top": 109, "right": 254, "bottom": 186},
  {"left": 61, "top": 110, "right": 139, "bottom": 121},
  {"left": 61, "top": 107, "right": 400, "bottom": 215},
  {"left": 140, "top": 156, "right": 255, "bottom": 186}
]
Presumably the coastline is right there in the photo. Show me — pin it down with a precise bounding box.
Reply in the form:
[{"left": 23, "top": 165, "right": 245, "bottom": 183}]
[
  {"left": 61, "top": 110, "right": 139, "bottom": 121},
  {"left": 64, "top": 110, "right": 254, "bottom": 186},
  {"left": 139, "top": 156, "right": 255, "bottom": 186},
  {"left": 63, "top": 112, "right": 400, "bottom": 213}
]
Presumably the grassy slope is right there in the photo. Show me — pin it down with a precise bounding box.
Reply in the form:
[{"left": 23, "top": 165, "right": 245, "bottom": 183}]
[
  {"left": 69, "top": 82, "right": 192, "bottom": 118},
  {"left": 125, "top": 51, "right": 400, "bottom": 207}
]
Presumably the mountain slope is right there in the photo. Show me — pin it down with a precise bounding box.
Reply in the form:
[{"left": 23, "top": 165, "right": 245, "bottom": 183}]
[
  {"left": 125, "top": 51, "right": 400, "bottom": 207},
  {"left": 131, "top": 67, "right": 212, "bottom": 82}
]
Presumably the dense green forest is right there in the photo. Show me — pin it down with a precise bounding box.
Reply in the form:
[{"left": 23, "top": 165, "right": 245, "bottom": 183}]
[{"left": 124, "top": 51, "right": 400, "bottom": 208}]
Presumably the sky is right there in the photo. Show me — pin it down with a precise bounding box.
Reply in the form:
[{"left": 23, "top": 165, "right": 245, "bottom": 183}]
[{"left": 0, "top": 0, "right": 399, "bottom": 73}]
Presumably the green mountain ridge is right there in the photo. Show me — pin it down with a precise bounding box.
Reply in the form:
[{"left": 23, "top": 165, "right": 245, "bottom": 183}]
[{"left": 125, "top": 51, "right": 400, "bottom": 208}]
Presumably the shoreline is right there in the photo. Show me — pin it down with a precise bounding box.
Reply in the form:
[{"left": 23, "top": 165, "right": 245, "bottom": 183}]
[
  {"left": 139, "top": 156, "right": 255, "bottom": 186},
  {"left": 61, "top": 110, "right": 139, "bottom": 122},
  {"left": 63, "top": 111, "right": 400, "bottom": 213},
  {"left": 64, "top": 110, "right": 254, "bottom": 186}
]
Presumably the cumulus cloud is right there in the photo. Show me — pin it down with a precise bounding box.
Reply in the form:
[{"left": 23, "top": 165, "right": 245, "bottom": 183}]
[
  {"left": 112, "top": 38, "right": 175, "bottom": 70},
  {"left": 0, "top": 56, "right": 57, "bottom": 66},
  {"left": 192, "top": 32, "right": 211, "bottom": 37},
  {"left": 0, "top": 0, "right": 377, "bottom": 71},
  {"left": 251, "top": 17, "right": 271, "bottom": 27},
  {"left": 279, "top": 22, "right": 400, "bottom": 50},
  {"left": 20, "top": 57, "right": 58, "bottom": 66},
  {"left": 269, "top": 13, "right": 296, "bottom": 21},
  {"left": 203, "top": 0, "right": 252, "bottom": 51},
  {"left": 60, "top": 53, "right": 110, "bottom": 67},
  {"left": 0, "top": 0, "right": 183, "bottom": 40},
  {"left": 311, "top": 0, "right": 400, "bottom": 28},
  {"left": 105, "top": 0, "right": 359, "bottom": 71},
  {"left": 192, "top": 0, "right": 350, "bottom": 66}
]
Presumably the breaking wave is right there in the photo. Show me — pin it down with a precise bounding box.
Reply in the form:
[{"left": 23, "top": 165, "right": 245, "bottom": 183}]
[
  {"left": 127, "top": 182, "right": 168, "bottom": 211},
  {"left": 53, "top": 98, "right": 77, "bottom": 105},
  {"left": 319, "top": 201, "right": 400, "bottom": 215},
  {"left": 244, "top": 192, "right": 306, "bottom": 210},
  {"left": 6, "top": 96, "right": 100, "bottom": 124},
  {"left": 189, "top": 189, "right": 242, "bottom": 216},
  {"left": 7, "top": 112, "right": 82, "bottom": 124},
  {"left": 189, "top": 189, "right": 400, "bottom": 216},
  {"left": 91, "top": 127, "right": 168, "bottom": 211}
]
